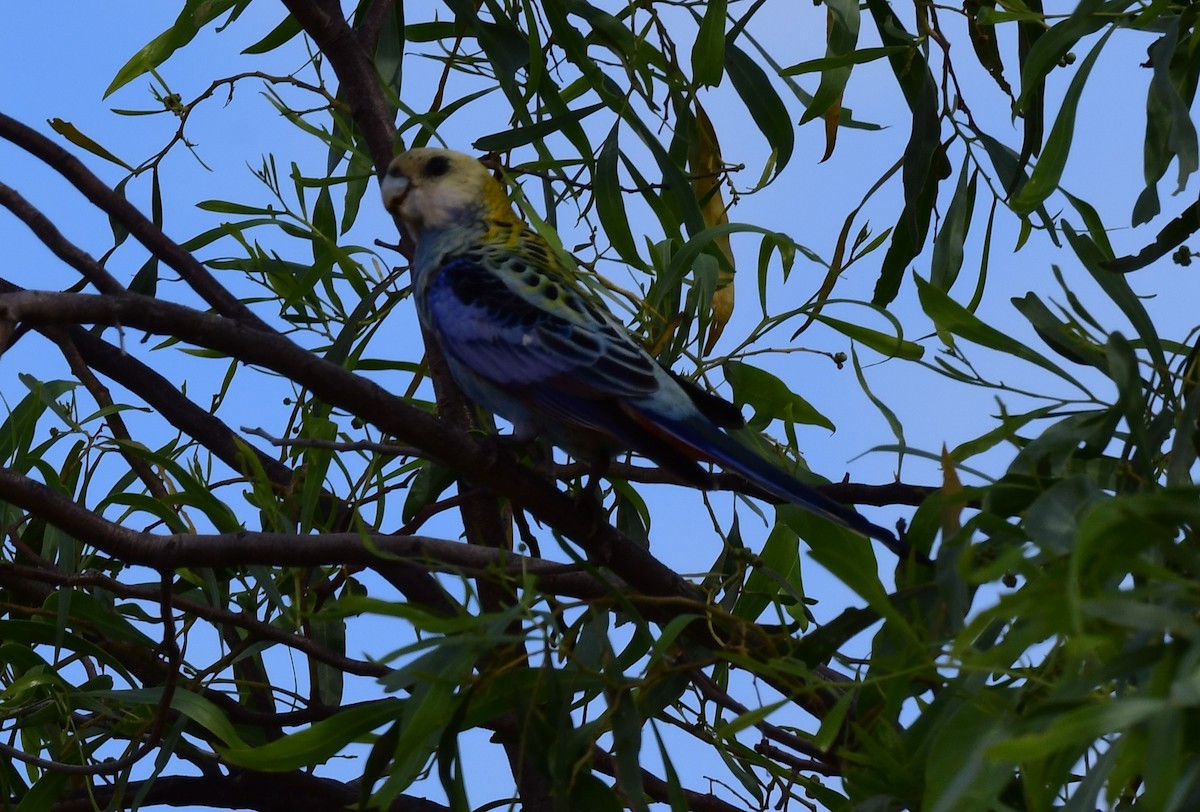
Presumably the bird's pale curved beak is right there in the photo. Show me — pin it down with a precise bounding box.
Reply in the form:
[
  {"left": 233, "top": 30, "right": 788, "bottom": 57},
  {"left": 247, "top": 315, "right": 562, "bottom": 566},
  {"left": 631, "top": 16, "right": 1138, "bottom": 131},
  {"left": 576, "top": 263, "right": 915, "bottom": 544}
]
[{"left": 380, "top": 172, "right": 410, "bottom": 215}]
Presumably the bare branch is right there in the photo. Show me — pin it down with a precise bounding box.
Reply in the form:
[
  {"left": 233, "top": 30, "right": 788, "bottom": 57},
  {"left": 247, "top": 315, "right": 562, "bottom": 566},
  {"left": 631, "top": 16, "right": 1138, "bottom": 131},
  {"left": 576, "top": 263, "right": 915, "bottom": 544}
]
[
  {"left": 691, "top": 669, "right": 835, "bottom": 770},
  {"left": 243, "top": 424, "right": 423, "bottom": 457}
]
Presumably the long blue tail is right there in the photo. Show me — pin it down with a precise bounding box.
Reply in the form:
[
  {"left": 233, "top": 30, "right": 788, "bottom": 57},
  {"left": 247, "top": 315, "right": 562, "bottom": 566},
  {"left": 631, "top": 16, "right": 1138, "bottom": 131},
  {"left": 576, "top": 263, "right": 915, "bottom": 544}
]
[{"left": 639, "top": 409, "right": 912, "bottom": 558}]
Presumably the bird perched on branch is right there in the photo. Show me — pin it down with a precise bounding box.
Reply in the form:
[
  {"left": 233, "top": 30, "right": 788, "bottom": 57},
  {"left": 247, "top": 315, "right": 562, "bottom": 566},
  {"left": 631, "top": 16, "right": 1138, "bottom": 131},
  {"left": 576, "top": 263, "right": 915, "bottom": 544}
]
[{"left": 381, "top": 147, "right": 909, "bottom": 558}]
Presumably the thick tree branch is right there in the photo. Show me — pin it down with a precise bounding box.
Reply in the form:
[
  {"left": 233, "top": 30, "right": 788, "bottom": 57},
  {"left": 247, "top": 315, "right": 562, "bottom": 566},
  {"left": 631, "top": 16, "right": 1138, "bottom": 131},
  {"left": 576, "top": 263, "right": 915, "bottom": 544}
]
[
  {"left": 280, "top": 0, "right": 397, "bottom": 173},
  {"left": 354, "top": 0, "right": 398, "bottom": 53}
]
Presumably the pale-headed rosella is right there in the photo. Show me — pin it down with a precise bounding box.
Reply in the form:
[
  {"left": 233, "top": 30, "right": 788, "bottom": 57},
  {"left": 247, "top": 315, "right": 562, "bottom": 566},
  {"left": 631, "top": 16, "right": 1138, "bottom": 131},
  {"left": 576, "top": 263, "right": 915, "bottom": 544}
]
[{"left": 380, "top": 148, "right": 908, "bottom": 558}]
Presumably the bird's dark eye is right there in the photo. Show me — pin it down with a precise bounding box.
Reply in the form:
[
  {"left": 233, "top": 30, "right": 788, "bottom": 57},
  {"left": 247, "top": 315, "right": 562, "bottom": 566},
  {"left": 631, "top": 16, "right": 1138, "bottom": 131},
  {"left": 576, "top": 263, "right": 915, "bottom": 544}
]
[
  {"left": 387, "top": 164, "right": 403, "bottom": 178},
  {"left": 423, "top": 155, "right": 451, "bottom": 178}
]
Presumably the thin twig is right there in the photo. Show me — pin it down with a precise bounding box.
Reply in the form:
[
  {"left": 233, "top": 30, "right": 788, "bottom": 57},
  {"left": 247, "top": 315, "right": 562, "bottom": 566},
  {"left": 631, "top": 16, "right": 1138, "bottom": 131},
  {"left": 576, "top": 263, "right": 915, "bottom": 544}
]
[{"left": 242, "top": 425, "right": 423, "bottom": 457}]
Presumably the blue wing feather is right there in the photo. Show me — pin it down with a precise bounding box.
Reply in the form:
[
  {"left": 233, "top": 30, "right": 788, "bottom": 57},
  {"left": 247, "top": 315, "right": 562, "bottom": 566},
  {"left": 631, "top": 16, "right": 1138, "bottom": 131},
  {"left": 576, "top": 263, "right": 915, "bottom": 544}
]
[{"left": 427, "top": 254, "right": 659, "bottom": 399}]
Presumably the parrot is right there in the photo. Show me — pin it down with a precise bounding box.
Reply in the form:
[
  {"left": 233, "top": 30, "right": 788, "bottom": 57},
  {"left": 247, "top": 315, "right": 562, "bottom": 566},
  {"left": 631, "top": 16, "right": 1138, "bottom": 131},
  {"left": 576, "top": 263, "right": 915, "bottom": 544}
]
[{"left": 380, "top": 148, "right": 909, "bottom": 558}]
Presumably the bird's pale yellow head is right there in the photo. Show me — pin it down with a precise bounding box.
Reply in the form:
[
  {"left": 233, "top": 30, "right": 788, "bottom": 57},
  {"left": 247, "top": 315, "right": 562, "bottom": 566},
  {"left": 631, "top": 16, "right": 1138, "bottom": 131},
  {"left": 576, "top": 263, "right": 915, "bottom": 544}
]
[{"left": 380, "top": 148, "right": 516, "bottom": 237}]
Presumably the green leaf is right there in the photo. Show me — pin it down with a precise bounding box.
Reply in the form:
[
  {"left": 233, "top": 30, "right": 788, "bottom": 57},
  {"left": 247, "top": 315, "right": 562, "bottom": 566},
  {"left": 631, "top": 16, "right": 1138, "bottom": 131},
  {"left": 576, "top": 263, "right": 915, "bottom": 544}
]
[
  {"left": 341, "top": 153, "right": 373, "bottom": 234},
  {"left": 874, "top": 112, "right": 943, "bottom": 306},
  {"left": 1011, "top": 292, "right": 1107, "bottom": 370},
  {"left": 103, "top": 439, "right": 244, "bottom": 532},
  {"left": 1016, "top": 0, "right": 1046, "bottom": 166},
  {"left": 106, "top": 0, "right": 242, "bottom": 97},
  {"left": 804, "top": 309, "right": 924, "bottom": 360},
  {"left": 865, "top": 0, "right": 928, "bottom": 108},
  {"left": 725, "top": 42, "right": 794, "bottom": 176},
  {"left": 567, "top": 773, "right": 623, "bottom": 812},
  {"left": 1135, "top": 14, "right": 1200, "bottom": 224},
  {"left": 15, "top": 773, "right": 67, "bottom": 812},
  {"left": 402, "top": 459, "right": 457, "bottom": 525},
  {"left": 594, "top": 128, "right": 642, "bottom": 268},
  {"left": 19, "top": 373, "right": 80, "bottom": 433},
  {"left": 47, "top": 119, "right": 133, "bottom": 170},
  {"left": 311, "top": 185, "right": 337, "bottom": 269},
  {"left": 1024, "top": 475, "right": 1106, "bottom": 553},
  {"left": 1011, "top": 30, "right": 1112, "bottom": 214},
  {"left": 473, "top": 102, "right": 605, "bottom": 152},
  {"left": 660, "top": 223, "right": 792, "bottom": 316},
  {"left": 196, "top": 199, "right": 279, "bottom": 215},
  {"left": 44, "top": 590, "right": 157, "bottom": 648},
  {"left": 780, "top": 505, "right": 915, "bottom": 637},
  {"left": 714, "top": 698, "right": 789, "bottom": 738},
  {"left": 384, "top": 683, "right": 457, "bottom": 792},
  {"left": 965, "top": 0, "right": 1012, "bottom": 96},
  {"left": 977, "top": 132, "right": 1060, "bottom": 244},
  {"left": 649, "top": 724, "right": 690, "bottom": 812},
  {"left": 813, "top": 689, "right": 855, "bottom": 752},
  {"left": 782, "top": 45, "right": 911, "bottom": 76},
  {"left": 929, "top": 164, "right": 976, "bottom": 291},
  {"left": 799, "top": 0, "right": 860, "bottom": 126},
  {"left": 915, "top": 275, "right": 1089, "bottom": 394},
  {"left": 610, "top": 691, "right": 648, "bottom": 811},
  {"left": 988, "top": 699, "right": 1165, "bottom": 761},
  {"left": 733, "top": 518, "right": 801, "bottom": 622},
  {"left": 242, "top": 14, "right": 302, "bottom": 54},
  {"left": 1066, "top": 225, "right": 1167, "bottom": 376},
  {"left": 1013, "top": 0, "right": 1114, "bottom": 114},
  {"left": 1061, "top": 189, "right": 1114, "bottom": 259},
  {"left": 0, "top": 380, "right": 75, "bottom": 468},
  {"left": 924, "top": 698, "right": 1015, "bottom": 812},
  {"left": 0, "top": 621, "right": 134, "bottom": 683},
  {"left": 863, "top": 0, "right": 943, "bottom": 305},
  {"left": 161, "top": 688, "right": 250, "bottom": 749},
  {"left": 220, "top": 700, "right": 403, "bottom": 770},
  {"left": 851, "top": 345, "right": 906, "bottom": 468},
  {"left": 691, "top": 0, "right": 727, "bottom": 86},
  {"left": 723, "top": 359, "right": 835, "bottom": 432}
]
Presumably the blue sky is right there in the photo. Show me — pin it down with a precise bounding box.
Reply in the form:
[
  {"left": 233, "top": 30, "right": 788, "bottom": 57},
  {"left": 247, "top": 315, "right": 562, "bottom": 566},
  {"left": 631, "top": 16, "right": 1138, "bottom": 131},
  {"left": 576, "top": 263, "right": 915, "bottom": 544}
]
[{"left": 2, "top": 1, "right": 1197, "bottom": 809}]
